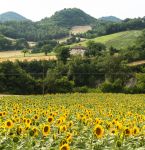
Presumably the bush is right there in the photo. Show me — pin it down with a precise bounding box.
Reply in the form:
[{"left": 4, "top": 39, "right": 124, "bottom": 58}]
[
  {"left": 73, "top": 86, "right": 88, "bottom": 93},
  {"left": 100, "top": 80, "right": 123, "bottom": 93}
]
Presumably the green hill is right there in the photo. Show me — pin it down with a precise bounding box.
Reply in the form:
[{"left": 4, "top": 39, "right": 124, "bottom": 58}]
[
  {"left": 41, "top": 8, "right": 96, "bottom": 28},
  {"left": 99, "top": 16, "right": 122, "bottom": 22},
  {"left": 0, "top": 11, "right": 28, "bottom": 22},
  {"left": 71, "top": 30, "right": 142, "bottom": 49}
]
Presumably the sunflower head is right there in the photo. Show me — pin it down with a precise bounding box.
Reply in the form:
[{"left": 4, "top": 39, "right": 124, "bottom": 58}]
[
  {"left": 132, "top": 126, "right": 139, "bottom": 136},
  {"left": 124, "top": 127, "right": 131, "bottom": 136},
  {"left": 5, "top": 120, "right": 14, "bottom": 129},
  {"left": 42, "top": 124, "right": 50, "bottom": 136},
  {"left": 48, "top": 116, "right": 54, "bottom": 123},
  {"left": 94, "top": 125, "right": 104, "bottom": 138},
  {"left": 59, "top": 143, "right": 70, "bottom": 150}
]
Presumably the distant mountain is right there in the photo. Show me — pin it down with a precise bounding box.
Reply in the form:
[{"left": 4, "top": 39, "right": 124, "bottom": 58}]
[
  {"left": 0, "top": 11, "right": 29, "bottom": 22},
  {"left": 40, "top": 8, "right": 97, "bottom": 28},
  {"left": 99, "top": 16, "right": 122, "bottom": 22}
]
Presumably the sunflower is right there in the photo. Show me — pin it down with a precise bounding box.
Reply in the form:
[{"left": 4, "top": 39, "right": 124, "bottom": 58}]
[
  {"left": 42, "top": 125, "right": 50, "bottom": 136},
  {"left": 56, "top": 119, "right": 62, "bottom": 126},
  {"left": 2, "top": 111, "right": 6, "bottom": 117},
  {"left": 68, "top": 121, "right": 73, "bottom": 128},
  {"left": 110, "top": 128, "right": 118, "bottom": 135},
  {"left": 132, "top": 126, "right": 139, "bottom": 136},
  {"left": 66, "top": 132, "right": 72, "bottom": 142},
  {"left": 0, "top": 112, "right": 3, "bottom": 117},
  {"left": 34, "top": 115, "right": 39, "bottom": 120},
  {"left": 124, "top": 127, "right": 131, "bottom": 136},
  {"left": 94, "top": 125, "right": 104, "bottom": 138},
  {"left": 59, "top": 143, "right": 70, "bottom": 150},
  {"left": 116, "top": 122, "right": 122, "bottom": 130},
  {"left": 95, "top": 118, "right": 101, "bottom": 125},
  {"left": 5, "top": 120, "right": 14, "bottom": 129},
  {"left": 17, "top": 126, "right": 23, "bottom": 135},
  {"left": 26, "top": 119, "right": 31, "bottom": 125},
  {"left": 60, "top": 125, "right": 67, "bottom": 133},
  {"left": 48, "top": 116, "right": 54, "bottom": 123}
]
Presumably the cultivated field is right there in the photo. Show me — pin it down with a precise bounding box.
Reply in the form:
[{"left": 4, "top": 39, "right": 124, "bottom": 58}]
[
  {"left": 71, "top": 30, "right": 142, "bottom": 49},
  {"left": 70, "top": 25, "right": 92, "bottom": 35},
  {"left": 0, "top": 93, "right": 144, "bottom": 149},
  {"left": 128, "top": 60, "right": 145, "bottom": 67}
]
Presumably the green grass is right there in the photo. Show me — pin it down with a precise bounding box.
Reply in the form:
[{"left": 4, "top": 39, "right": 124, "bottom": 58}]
[{"left": 70, "top": 30, "right": 142, "bottom": 49}]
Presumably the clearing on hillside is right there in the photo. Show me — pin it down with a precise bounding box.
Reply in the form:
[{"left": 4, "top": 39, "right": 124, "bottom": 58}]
[{"left": 70, "top": 25, "right": 92, "bottom": 35}]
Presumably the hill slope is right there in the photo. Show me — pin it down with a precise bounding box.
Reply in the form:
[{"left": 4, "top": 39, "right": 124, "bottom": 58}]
[
  {"left": 0, "top": 12, "right": 28, "bottom": 22},
  {"left": 71, "top": 30, "right": 142, "bottom": 49},
  {"left": 99, "top": 16, "right": 122, "bottom": 22}
]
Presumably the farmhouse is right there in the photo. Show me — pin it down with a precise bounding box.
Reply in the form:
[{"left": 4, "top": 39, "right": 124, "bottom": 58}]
[{"left": 70, "top": 45, "right": 87, "bottom": 56}]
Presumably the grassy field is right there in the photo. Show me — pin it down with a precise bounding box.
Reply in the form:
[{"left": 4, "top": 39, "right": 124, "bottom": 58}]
[
  {"left": 0, "top": 50, "right": 56, "bottom": 62},
  {"left": 70, "top": 30, "right": 142, "bottom": 49},
  {"left": 0, "top": 93, "right": 144, "bottom": 149}
]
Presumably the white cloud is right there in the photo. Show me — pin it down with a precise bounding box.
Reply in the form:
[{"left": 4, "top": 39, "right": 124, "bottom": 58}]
[{"left": 0, "top": 0, "right": 144, "bottom": 21}]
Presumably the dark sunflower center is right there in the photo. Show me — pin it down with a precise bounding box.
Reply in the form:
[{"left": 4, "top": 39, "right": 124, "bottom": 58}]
[
  {"left": 61, "top": 146, "right": 68, "bottom": 150},
  {"left": 112, "top": 130, "right": 115, "bottom": 133},
  {"left": 96, "top": 127, "right": 101, "bottom": 135},
  {"left": 35, "top": 116, "right": 38, "bottom": 119},
  {"left": 7, "top": 121, "right": 11, "bottom": 126},
  {"left": 48, "top": 118, "right": 52, "bottom": 122},
  {"left": 44, "top": 126, "right": 49, "bottom": 132},
  {"left": 125, "top": 129, "right": 130, "bottom": 134}
]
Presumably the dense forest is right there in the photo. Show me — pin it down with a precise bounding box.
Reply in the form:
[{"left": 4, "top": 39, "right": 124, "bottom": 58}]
[{"left": 0, "top": 29, "right": 145, "bottom": 94}]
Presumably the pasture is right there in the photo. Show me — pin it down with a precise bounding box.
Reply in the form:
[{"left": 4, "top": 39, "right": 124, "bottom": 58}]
[
  {"left": 70, "top": 30, "right": 142, "bottom": 49},
  {"left": 0, "top": 93, "right": 144, "bottom": 149}
]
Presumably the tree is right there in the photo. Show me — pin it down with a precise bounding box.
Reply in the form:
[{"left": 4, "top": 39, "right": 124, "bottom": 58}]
[
  {"left": 41, "top": 44, "right": 52, "bottom": 56},
  {"left": 56, "top": 46, "right": 70, "bottom": 63},
  {"left": 22, "top": 49, "right": 29, "bottom": 57},
  {"left": 0, "top": 36, "right": 13, "bottom": 50},
  {"left": 0, "top": 61, "right": 36, "bottom": 94},
  {"left": 85, "top": 41, "right": 106, "bottom": 57}
]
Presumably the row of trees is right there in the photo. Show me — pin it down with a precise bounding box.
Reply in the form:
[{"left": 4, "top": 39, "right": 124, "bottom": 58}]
[
  {"left": 0, "top": 36, "right": 29, "bottom": 51},
  {"left": 0, "top": 54, "right": 144, "bottom": 94}
]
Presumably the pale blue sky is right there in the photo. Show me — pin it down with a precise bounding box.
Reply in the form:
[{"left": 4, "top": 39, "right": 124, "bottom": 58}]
[{"left": 0, "top": 0, "right": 144, "bottom": 21}]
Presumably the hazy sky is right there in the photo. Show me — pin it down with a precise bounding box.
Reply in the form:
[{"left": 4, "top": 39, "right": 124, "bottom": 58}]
[{"left": 0, "top": 0, "right": 145, "bottom": 21}]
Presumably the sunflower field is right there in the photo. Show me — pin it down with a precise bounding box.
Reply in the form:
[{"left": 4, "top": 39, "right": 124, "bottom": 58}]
[{"left": 0, "top": 93, "right": 145, "bottom": 150}]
